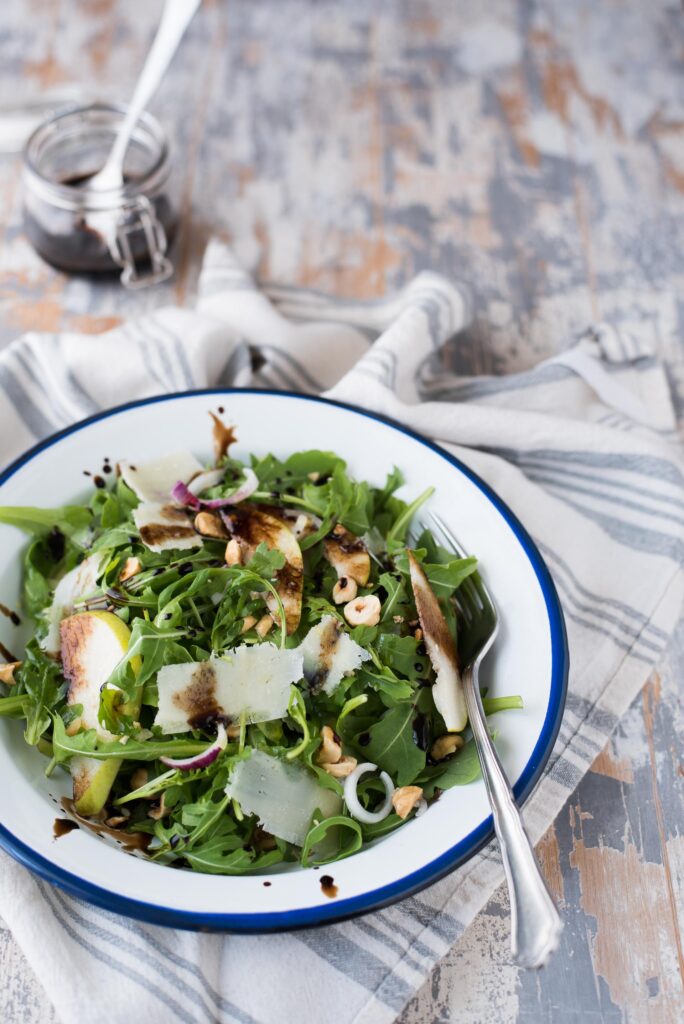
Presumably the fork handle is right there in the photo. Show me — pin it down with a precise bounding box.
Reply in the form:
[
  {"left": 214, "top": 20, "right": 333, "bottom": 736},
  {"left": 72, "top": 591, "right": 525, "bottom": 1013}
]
[{"left": 463, "top": 668, "right": 563, "bottom": 967}]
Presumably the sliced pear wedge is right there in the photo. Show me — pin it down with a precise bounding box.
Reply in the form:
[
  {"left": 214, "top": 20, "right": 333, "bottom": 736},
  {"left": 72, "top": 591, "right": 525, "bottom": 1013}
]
[
  {"left": 223, "top": 506, "right": 304, "bottom": 634},
  {"left": 407, "top": 550, "right": 467, "bottom": 733},
  {"left": 60, "top": 611, "right": 141, "bottom": 816},
  {"left": 323, "top": 525, "right": 371, "bottom": 585}
]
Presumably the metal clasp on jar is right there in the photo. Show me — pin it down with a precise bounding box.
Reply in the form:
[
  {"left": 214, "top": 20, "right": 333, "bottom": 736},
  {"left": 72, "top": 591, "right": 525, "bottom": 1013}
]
[{"left": 109, "top": 194, "right": 173, "bottom": 289}]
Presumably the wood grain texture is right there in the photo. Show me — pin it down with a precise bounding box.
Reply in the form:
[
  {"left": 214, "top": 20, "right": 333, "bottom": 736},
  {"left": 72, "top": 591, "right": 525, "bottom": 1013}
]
[{"left": 0, "top": 1, "right": 682, "bottom": 1022}]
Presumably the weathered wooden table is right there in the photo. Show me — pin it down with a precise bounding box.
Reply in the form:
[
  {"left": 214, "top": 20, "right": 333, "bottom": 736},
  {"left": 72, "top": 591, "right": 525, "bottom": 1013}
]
[{"left": 0, "top": 1, "right": 682, "bottom": 1021}]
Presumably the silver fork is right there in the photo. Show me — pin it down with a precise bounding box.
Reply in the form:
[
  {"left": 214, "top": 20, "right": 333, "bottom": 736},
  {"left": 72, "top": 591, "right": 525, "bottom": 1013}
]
[{"left": 413, "top": 511, "right": 563, "bottom": 968}]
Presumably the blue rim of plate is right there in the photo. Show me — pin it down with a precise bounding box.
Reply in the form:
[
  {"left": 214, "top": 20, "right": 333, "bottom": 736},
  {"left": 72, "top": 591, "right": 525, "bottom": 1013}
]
[{"left": 0, "top": 389, "right": 569, "bottom": 933}]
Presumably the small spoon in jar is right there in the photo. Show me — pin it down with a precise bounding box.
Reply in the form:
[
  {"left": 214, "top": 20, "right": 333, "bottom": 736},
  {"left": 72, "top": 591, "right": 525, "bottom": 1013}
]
[{"left": 88, "top": 0, "right": 201, "bottom": 193}]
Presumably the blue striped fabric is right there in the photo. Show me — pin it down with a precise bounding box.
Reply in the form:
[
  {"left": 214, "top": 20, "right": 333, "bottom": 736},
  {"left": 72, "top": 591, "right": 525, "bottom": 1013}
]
[{"left": 0, "top": 240, "right": 681, "bottom": 1024}]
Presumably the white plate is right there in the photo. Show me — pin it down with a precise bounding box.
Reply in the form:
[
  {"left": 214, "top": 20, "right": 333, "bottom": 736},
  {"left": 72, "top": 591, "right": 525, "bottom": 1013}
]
[{"left": 0, "top": 390, "right": 567, "bottom": 931}]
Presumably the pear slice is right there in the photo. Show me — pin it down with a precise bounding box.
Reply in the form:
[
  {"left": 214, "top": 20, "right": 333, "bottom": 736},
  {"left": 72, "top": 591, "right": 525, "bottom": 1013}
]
[
  {"left": 60, "top": 611, "right": 141, "bottom": 816},
  {"left": 323, "top": 525, "right": 371, "bottom": 585},
  {"left": 407, "top": 551, "right": 467, "bottom": 733},
  {"left": 222, "top": 506, "right": 304, "bottom": 633}
]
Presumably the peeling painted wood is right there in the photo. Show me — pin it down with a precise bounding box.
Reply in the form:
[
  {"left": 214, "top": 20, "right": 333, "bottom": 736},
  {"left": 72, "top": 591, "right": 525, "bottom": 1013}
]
[{"left": 0, "top": 1, "right": 683, "bottom": 1022}]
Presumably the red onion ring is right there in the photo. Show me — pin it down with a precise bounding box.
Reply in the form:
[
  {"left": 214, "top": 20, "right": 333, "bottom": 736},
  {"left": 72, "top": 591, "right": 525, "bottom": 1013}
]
[
  {"left": 171, "top": 468, "right": 259, "bottom": 510},
  {"left": 160, "top": 723, "right": 228, "bottom": 770}
]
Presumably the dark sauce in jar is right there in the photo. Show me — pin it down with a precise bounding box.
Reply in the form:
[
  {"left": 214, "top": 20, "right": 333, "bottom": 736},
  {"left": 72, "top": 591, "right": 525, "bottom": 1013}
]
[
  {"left": 23, "top": 170, "right": 176, "bottom": 276},
  {"left": 23, "top": 104, "right": 176, "bottom": 284}
]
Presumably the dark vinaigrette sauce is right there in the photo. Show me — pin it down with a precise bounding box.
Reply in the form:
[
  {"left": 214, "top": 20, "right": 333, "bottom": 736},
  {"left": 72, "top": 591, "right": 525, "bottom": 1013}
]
[{"left": 24, "top": 171, "right": 176, "bottom": 276}]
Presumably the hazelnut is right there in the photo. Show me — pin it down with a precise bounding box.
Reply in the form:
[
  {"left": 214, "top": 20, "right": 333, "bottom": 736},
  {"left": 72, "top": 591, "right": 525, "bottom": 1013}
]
[
  {"left": 255, "top": 614, "right": 274, "bottom": 638},
  {"left": 130, "top": 767, "right": 149, "bottom": 791},
  {"left": 0, "top": 661, "right": 21, "bottom": 685},
  {"left": 391, "top": 785, "right": 424, "bottom": 820},
  {"left": 430, "top": 734, "right": 465, "bottom": 761},
  {"left": 241, "top": 615, "right": 257, "bottom": 634},
  {"left": 316, "top": 725, "right": 342, "bottom": 765},
  {"left": 119, "top": 557, "right": 142, "bottom": 582},
  {"left": 332, "top": 576, "right": 357, "bottom": 605},
  {"left": 343, "top": 593, "right": 381, "bottom": 627},
  {"left": 324, "top": 756, "right": 358, "bottom": 778},
  {"left": 195, "top": 511, "right": 228, "bottom": 539},
  {"left": 147, "top": 793, "right": 171, "bottom": 820},
  {"left": 105, "top": 815, "right": 128, "bottom": 829},
  {"left": 225, "top": 538, "right": 242, "bottom": 566},
  {"left": 293, "top": 514, "right": 313, "bottom": 538}
]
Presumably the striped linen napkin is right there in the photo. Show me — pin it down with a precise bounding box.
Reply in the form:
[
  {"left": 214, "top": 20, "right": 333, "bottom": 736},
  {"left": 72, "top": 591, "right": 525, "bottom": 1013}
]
[{"left": 0, "top": 241, "right": 682, "bottom": 1024}]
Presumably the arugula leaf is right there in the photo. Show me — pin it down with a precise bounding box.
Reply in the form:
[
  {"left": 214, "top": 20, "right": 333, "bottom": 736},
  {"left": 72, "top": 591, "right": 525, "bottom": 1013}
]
[
  {"left": 15, "top": 642, "right": 66, "bottom": 745},
  {"left": 284, "top": 451, "right": 345, "bottom": 478},
  {"left": 482, "top": 695, "right": 523, "bottom": 714},
  {"left": 51, "top": 716, "right": 210, "bottom": 763},
  {"left": 355, "top": 702, "right": 426, "bottom": 786},
  {"left": 105, "top": 619, "right": 191, "bottom": 713},
  {"left": 0, "top": 694, "right": 29, "bottom": 718},
  {"left": 301, "top": 815, "right": 363, "bottom": 867},
  {"left": 385, "top": 487, "right": 434, "bottom": 552},
  {"left": 378, "top": 572, "right": 409, "bottom": 622},
  {"left": 0, "top": 505, "right": 92, "bottom": 537},
  {"left": 245, "top": 542, "right": 286, "bottom": 578},
  {"left": 376, "top": 634, "right": 430, "bottom": 682},
  {"left": 394, "top": 549, "right": 478, "bottom": 598},
  {"left": 417, "top": 737, "right": 482, "bottom": 798}
]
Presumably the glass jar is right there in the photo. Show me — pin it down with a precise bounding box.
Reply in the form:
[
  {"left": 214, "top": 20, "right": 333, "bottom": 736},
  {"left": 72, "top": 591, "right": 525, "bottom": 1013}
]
[{"left": 22, "top": 103, "right": 177, "bottom": 289}]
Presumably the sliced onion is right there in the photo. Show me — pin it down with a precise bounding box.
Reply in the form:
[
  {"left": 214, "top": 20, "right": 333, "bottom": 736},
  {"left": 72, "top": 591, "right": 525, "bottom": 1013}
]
[
  {"left": 343, "top": 761, "right": 395, "bottom": 824},
  {"left": 160, "top": 723, "right": 227, "bottom": 771},
  {"left": 188, "top": 467, "right": 226, "bottom": 496},
  {"left": 171, "top": 468, "right": 259, "bottom": 510},
  {"left": 170, "top": 479, "right": 201, "bottom": 509}
]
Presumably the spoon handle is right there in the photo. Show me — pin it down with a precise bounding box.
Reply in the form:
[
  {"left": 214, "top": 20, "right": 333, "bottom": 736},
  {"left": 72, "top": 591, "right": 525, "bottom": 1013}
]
[{"left": 103, "top": 0, "right": 201, "bottom": 180}]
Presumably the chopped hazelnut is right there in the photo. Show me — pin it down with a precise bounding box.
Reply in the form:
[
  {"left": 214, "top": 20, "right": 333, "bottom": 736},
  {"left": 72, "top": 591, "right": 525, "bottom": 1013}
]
[
  {"left": 147, "top": 793, "right": 171, "bottom": 820},
  {"left": 130, "top": 767, "right": 149, "bottom": 791},
  {"left": 119, "top": 557, "right": 142, "bottom": 582},
  {"left": 105, "top": 815, "right": 128, "bottom": 829},
  {"left": 255, "top": 614, "right": 274, "bottom": 638},
  {"left": 241, "top": 615, "right": 258, "bottom": 633},
  {"left": 0, "top": 661, "right": 21, "bottom": 685},
  {"left": 324, "top": 756, "right": 358, "bottom": 778},
  {"left": 316, "top": 725, "right": 342, "bottom": 765},
  {"left": 225, "top": 538, "right": 242, "bottom": 566},
  {"left": 65, "top": 717, "right": 83, "bottom": 737},
  {"left": 343, "top": 593, "right": 381, "bottom": 627},
  {"left": 332, "top": 576, "right": 357, "bottom": 604},
  {"left": 392, "top": 786, "right": 424, "bottom": 819},
  {"left": 430, "top": 734, "right": 465, "bottom": 761},
  {"left": 195, "top": 511, "right": 228, "bottom": 539}
]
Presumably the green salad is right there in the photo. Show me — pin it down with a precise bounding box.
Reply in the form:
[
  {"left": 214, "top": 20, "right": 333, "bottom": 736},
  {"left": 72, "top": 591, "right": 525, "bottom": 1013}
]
[{"left": 0, "top": 415, "right": 521, "bottom": 874}]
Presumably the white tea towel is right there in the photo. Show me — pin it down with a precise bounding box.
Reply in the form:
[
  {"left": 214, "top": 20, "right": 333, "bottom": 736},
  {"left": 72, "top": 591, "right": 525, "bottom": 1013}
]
[{"left": 0, "top": 241, "right": 682, "bottom": 1024}]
